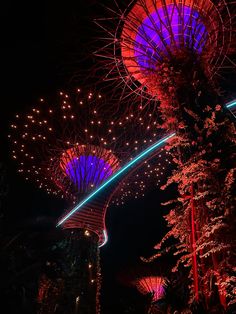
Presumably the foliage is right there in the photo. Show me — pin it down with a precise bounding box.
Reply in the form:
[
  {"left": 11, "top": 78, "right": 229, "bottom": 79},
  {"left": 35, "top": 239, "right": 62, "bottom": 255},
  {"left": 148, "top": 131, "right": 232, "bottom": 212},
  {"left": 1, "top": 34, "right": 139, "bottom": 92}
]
[{"left": 151, "top": 56, "right": 236, "bottom": 308}]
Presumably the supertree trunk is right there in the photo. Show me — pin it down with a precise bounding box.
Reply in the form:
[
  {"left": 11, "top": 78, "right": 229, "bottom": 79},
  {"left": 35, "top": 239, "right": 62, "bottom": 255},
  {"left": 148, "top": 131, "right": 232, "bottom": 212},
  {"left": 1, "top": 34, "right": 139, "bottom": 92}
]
[{"left": 38, "top": 229, "right": 100, "bottom": 314}]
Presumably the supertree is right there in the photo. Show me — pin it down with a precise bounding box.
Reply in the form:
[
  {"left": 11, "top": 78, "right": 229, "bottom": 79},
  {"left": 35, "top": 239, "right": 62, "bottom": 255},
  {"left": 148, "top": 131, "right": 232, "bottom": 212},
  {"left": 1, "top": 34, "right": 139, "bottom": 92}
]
[
  {"left": 119, "top": 262, "right": 168, "bottom": 314},
  {"left": 134, "top": 276, "right": 166, "bottom": 313},
  {"left": 8, "top": 88, "right": 173, "bottom": 313},
  {"left": 95, "top": 0, "right": 236, "bottom": 309},
  {"left": 95, "top": 0, "right": 236, "bottom": 113},
  {"left": 134, "top": 277, "right": 166, "bottom": 313}
]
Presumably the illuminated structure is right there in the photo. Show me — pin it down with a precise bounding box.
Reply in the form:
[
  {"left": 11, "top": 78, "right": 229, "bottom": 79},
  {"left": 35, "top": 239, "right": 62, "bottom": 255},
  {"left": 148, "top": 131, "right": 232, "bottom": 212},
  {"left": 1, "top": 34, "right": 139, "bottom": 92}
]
[
  {"left": 135, "top": 276, "right": 166, "bottom": 313},
  {"left": 136, "top": 276, "right": 166, "bottom": 302},
  {"left": 9, "top": 89, "right": 173, "bottom": 313},
  {"left": 120, "top": 263, "right": 167, "bottom": 314},
  {"left": 57, "top": 132, "right": 175, "bottom": 228},
  {"left": 57, "top": 99, "right": 235, "bottom": 228},
  {"left": 96, "top": 0, "right": 236, "bottom": 110},
  {"left": 96, "top": 0, "right": 236, "bottom": 308}
]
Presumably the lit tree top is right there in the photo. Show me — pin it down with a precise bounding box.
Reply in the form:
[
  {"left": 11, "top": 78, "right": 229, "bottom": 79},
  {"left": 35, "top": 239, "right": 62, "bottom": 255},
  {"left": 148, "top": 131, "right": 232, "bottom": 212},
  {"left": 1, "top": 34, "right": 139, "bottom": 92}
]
[
  {"left": 135, "top": 276, "right": 166, "bottom": 302},
  {"left": 119, "top": 262, "right": 168, "bottom": 313},
  {"left": 95, "top": 0, "right": 236, "bottom": 102},
  {"left": 9, "top": 88, "right": 172, "bottom": 243}
]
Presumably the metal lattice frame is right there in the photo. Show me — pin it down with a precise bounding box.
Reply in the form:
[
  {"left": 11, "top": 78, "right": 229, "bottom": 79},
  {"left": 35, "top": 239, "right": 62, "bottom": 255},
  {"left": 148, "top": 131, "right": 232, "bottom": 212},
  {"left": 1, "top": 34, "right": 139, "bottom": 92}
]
[
  {"left": 57, "top": 144, "right": 119, "bottom": 198},
  {"left": 135, "top": 276, "right": 166, "bottom": 301},
  {"left": 95, "top": 0, "right": 236, "bottom": 106}
]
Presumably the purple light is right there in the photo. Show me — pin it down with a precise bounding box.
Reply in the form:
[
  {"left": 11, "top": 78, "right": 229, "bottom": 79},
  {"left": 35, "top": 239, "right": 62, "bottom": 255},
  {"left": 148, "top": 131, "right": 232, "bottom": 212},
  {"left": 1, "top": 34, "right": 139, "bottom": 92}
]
[
  {"left": 136, "top": 277, "right": 166, "bottom": 301},
  {"left": 65, "top": 155, "right": 113, "bottom": 192},
  {"left": 134, "top": 4, "right": 207, "bottom": 70}
]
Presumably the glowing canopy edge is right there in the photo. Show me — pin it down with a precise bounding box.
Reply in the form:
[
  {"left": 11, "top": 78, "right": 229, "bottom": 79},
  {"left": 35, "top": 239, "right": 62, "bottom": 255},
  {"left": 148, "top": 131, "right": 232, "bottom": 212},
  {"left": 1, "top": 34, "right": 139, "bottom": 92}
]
[{"left": 57, "top": 133, "right": 176, "bottom": 227}]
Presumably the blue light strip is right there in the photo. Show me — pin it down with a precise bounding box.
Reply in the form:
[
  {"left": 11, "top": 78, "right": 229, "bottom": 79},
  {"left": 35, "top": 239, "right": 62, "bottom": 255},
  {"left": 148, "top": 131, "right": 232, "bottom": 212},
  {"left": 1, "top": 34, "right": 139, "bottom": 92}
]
[
  {"left": 57, "top": 133, "right": 176, "bottom": 226},
  {"left": 57, "top": 99, "right": 236, "bottom": 232},
  {"left": 226, "top": 100, "right": 236, "bottom": 109}
]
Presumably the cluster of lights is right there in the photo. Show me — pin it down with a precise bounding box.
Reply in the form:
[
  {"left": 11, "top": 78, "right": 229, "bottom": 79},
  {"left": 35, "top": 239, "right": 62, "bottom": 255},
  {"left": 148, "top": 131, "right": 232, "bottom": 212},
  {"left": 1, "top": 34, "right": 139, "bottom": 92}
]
[
  {"left": 56, "top": 100, "right": 236, "bottom": 230},
  {"left": 112, "top": 148, "right": 173, "bottom": 205},
  {"left": 10, "top": 86, "right": 235, "bottom": 239},
  {"left": 9, "top": 89, "right": 174, "bottom": 203},
  {"left": 9, "top": 89, "right": 177, "bottom": 248}
]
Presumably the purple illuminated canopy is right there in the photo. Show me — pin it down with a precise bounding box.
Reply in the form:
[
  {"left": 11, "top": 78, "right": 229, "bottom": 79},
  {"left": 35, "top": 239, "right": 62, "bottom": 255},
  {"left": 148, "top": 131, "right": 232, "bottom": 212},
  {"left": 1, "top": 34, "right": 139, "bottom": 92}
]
[
  {"left": 134, "top": 4, "right": 207, "bottom": 70},
  {"left": 65, "top": 155, "right": 113, "bottom": 193}
]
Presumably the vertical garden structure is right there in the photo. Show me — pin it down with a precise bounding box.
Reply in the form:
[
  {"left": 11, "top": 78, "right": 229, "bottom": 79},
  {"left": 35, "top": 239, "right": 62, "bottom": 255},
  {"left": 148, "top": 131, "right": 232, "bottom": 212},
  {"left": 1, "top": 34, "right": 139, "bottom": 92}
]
[
  {"left": 9, "top": 89, "right": 173, "bottom": 313},
  {"left": 97, "top": 0, "right": 236, "bottom": 309}
]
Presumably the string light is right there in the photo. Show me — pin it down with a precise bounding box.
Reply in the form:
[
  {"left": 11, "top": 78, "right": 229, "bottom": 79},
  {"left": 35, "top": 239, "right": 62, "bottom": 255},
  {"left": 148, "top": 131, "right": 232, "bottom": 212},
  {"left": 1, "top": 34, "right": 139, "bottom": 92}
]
[{"left": 11, "top": 88, "right": 216, "bottom": 247}]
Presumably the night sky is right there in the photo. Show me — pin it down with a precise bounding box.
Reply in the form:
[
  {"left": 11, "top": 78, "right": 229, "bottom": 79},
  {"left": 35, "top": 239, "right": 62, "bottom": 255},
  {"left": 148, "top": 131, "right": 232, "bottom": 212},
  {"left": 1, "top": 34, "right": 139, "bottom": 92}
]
[{"left": 1, "top": 1, "right": 173, "bottom": 313}]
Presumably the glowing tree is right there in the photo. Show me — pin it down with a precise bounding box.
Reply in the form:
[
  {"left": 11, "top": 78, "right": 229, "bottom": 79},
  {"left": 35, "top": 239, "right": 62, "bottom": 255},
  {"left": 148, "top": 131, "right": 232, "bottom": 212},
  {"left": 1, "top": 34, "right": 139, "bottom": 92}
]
[
  {"left": 9, "top": 89, "right": 173, "bottom": 313},
  {"left": 120, "top": 263, "right": 168, "bottom": 314},
  {"left": 96, "top": 0, "right": 236, "bottom": 309},
  {"left": 127, "top": 276, "right": 166, "bottom": 314},
  {"left": 96, "top": 0, "right": 236, "bottom": 113},
  {"left": 135, "top": 277, "right": 166, "bottom": 313}
]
